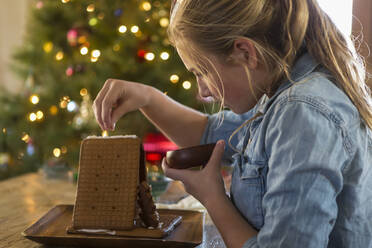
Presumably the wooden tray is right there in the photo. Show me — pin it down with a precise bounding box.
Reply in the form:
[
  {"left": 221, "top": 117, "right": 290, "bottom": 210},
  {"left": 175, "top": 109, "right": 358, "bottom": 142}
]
[{"left": 22, "top": 205, "right": 205, "bottom": 248}]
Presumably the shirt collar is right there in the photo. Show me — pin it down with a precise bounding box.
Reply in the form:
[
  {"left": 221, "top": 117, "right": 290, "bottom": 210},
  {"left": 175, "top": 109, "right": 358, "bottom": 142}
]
[{"left": 256, "top": 52, "right": 320, "bottom": 114}]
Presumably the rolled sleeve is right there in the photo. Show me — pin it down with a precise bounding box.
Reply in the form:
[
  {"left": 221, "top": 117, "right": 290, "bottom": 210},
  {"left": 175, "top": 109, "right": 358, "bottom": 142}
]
[
  {"left": 244, "top": 100, "right": 349, "bottom": 247},
  {"left": 200, "top": 110, "right": 254, "bottom": 164}
]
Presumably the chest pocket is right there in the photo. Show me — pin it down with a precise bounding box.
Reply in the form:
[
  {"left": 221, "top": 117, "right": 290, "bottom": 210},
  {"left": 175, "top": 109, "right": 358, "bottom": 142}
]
[{"left": 231, "top": 154, "right": 266, "bottom": 230}]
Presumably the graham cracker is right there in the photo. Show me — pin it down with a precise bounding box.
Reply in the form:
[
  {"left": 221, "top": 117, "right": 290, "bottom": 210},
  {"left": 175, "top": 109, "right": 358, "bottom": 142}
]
[{"left": 71, "top": 136, "right": 142, "bottom": 230}]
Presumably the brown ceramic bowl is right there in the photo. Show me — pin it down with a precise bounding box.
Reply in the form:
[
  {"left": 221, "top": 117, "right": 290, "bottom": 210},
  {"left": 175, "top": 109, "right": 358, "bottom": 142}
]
[{"left": 165, "top": 143, "right": 216, "bottom": 169}]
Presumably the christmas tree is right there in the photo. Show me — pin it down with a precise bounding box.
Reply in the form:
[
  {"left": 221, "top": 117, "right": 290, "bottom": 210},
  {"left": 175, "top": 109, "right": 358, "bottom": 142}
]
[{"left": 0, "top": 0, "right": 209, "bottom": 180}]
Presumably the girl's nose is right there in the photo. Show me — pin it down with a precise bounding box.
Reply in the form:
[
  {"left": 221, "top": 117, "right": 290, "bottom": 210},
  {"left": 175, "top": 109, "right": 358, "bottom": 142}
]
[{"left": 197, "top": 79, "right": 213, "bottom": 98}]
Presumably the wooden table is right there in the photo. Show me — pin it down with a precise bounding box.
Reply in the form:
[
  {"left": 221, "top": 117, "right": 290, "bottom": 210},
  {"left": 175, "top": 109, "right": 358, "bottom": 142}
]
[{"left": 0, "top": 172, "right": 226, "bottom": 248}]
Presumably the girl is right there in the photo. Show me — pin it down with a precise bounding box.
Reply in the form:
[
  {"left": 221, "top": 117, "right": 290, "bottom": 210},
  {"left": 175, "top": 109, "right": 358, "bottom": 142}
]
[{"left": 93, "top": 0, "right": 372, "bottom": 247}]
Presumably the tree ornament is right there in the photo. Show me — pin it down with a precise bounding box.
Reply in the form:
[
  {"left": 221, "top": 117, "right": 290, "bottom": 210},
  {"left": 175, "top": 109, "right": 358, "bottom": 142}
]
[
  {"left": 67, "top": 28, "right": 79, "bottom": 46},
  {"left": 66, "top": 66, "right": 74, "bottom": 77}
]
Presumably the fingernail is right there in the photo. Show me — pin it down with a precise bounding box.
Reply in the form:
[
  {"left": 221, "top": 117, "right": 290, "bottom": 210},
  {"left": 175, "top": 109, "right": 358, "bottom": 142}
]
[{"left": 218, "top": 140, "right": 225, "bottom": 147}]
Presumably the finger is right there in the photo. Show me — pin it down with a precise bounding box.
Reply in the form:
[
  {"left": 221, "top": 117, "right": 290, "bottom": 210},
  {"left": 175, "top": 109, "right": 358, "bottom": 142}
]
[
  {"left": 161, "top": 158, "right": 194, "bottom": 182},
  {"left": 205, "top": 140, "right": 225, "bottom": 170},
  {"left": 101, "top": 84, "right": 122, "bottom": 130},
  {"left": 93, "top": 80, "right": 112, "bottom": 130}
]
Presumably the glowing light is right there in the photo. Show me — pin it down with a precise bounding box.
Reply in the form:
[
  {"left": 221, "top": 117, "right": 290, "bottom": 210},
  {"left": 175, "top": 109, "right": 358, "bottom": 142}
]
[
  {"left": 98, "top": 13, "right": 105, "bottom": 20},
  {"left": 78, "top": 36, "right": 87, "bottom": 44},
  {"left": 2, "top": 128, "right": 6, "bottom": 134},
  {"left": 60, "top": 100, "right": 68, "bottom": 109},
  {"left": 86, "top": 4, "right": 95, "bottom": 12},
  {"left": 160, "top": 52, "right": 169, "bottom": 60},
  {"left": 22, "top": 134, "right": 31, "bottom": 143},
  {"left": 53, "top": 148, "right": 61, "bottom": 158},
  {"left": 131, "top": 26, "right": 139, "bottom": 33},
  {"left": 67, "top": 101, "right": 78, "bottom": 112},
  {"left": 43, "top": 42, "right": 53, "bottom": 53},
  {"left": 183, "top": 81, "right": 192, "bottom": 90},
  {"left": 145, "top": 52, "right": 155, "bottom": 61},
  {"left": 61, "top": 0, "right": 70, "bottom": 3},
  {"left": 92, "top": 49, "right": 101, "bottom": 58},
  {"left": 142, "top": 2, "right": 151, "bottom": 11},
  {"left": 36, "top": 111, "right": 44, "bottom": 120},
  {"left": 80, "top": 88, "right": 88, "bottom": 96},
  {"left": 118, "top": 25, "right": 127, "bottom": 33},
  {"left": 80, "top": 46, "right": 89, "bottom": 55},
  {"left": 30, "top": 94, "right": 40, "bottom": 104},
  {"left": 89, "top": 18, "right": 98, "bottom": 26},
  {"left": 55, "top": 51, "right": 64, "bottom": 61},
  {"left": 113, "top": 44, "right": 120, "bottom": 51},
  {"left": 50, "top": 105, "right": 58, "bottom": 115},
  {"left": 91, "top": 57, "right": 98, "bottom": 62},
  {"left": 159, "top": 17, "right": 169, "bottom": 27},
  {"left": 170, "top": 74, "right": 179, "bottom": 83},
  {"left": 29, "top": 113, "right": 37, "bottom": 122},
  {"left": 102, "top": 130, "right": 108, "bottom": 137}
]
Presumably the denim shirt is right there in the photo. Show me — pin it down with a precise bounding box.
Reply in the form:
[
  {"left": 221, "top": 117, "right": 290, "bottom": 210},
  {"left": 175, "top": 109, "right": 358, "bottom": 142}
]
[{"left": 200, "top": 52, "right": 372, "bottom": 248}]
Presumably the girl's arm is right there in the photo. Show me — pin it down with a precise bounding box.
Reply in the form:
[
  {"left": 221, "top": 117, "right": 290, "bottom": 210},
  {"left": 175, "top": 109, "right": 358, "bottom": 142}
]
[
  {"left": 93, "top": 79, "right": 208, "bottom": 148},
  {"left": 140, "top": 85, "right": 208, "bottom": 148},
  {"left": 204, "top": 192, "right": 258, "bottom": 248}
]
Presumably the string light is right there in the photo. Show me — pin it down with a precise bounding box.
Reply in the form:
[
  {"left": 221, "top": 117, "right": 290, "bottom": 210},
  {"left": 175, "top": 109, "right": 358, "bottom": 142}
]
[
  {"left": 159, "top": 17, "right": 169, "bottom": 27},
  {"left": 59, "top": 96, "right": 70, "bottom": 109},
  {"left": 30, "top": 94, "right": 40, "bottom": 104},
  {"left": 55, "top": 51, "right": 64, "bottom": 61},
  {"left": 92, "top": 49, "right": 101, "bottom": 58},
  {"left": 61, "top": 0, "right": 70, "bottom": 3},
  {"left": 160, "top": 52, "right": 169, "bottom": 60},
  {"left": 86, "top": 4, "right": 95, "bottom": 12},
  {"left": 29, "top": 113, "right": 37, "bottom": 122},
  {"left": 118, "top": 25, "right": 127, "bottom": 33},
  {"left": 98, "top": 13, "right": 105, "bottom": 20},
  {"left": 50, "top": 105, "right": 58, "bottom": 115},
  {"left": 80, "top": 46, "right": 89, "bottom": 55},
  {"left": 142, "top": 2, "right": 151, "bottom": 11},
  {"left": 113, "top": 44, "right": 120, "bottom": 51},
  {"left": 131, "top": 26, "right": 139, "bottom": 33},
  {"left": 78, "top": 36, "right": 87, "bottom": 44},
  {"left": 145, "top": 52, "right": 155, "bottom": 61},
  {"left": 170, "top": 74, "right": 179, "bottom": 83},
  {"left": 43, "top": 42, "right": 53, "bottom": 53},
  {"left": 91, "top": 57, "right": 98, "bottom": 62},
  {"left": 22, "top": 134, "right": 31, "bottom": 143},
  {"left": 36, "top": 111, "right": 44, "bottom": 120},
  {"left": 80, "top": 88, "right": 88, "bottom": 96},
  {"left": 183, "top": 81, "right": 192, "bottom": 90},
  {"left": 53, "top": 148, "right": 61, "bottom": 158},
  {"left": 2, "top": 128, "right": 6, "bottom": 134},
  {"left": 67, "top": 101, "right": 78, "bottom": 112},
  {"left": 89, "top": 18, "right": 98, "bottom": 26}
]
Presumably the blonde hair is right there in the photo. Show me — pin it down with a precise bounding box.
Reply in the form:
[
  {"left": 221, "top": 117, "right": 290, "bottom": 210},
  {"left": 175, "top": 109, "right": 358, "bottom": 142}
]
[{"left": 168, "top": 0, "right": 372, "bottom": 135}]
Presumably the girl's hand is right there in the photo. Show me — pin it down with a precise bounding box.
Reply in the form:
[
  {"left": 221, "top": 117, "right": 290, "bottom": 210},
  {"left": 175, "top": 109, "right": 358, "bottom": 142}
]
[
  {"left": 162, "top": 140, "right": 227, "bottom": 207},
  {"left": 93, "top": 79, "right": 152, "bottom": 131}
]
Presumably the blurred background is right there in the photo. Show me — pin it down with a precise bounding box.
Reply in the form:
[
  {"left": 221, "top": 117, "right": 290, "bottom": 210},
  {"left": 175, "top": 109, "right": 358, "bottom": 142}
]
[{"left": 0, "top": 0, "right": 370, "bottom": 184}]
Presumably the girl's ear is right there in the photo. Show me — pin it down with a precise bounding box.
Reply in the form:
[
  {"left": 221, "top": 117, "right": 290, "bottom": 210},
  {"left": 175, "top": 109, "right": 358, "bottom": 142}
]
[{"left": 231, "top": 38, "right": 258, "bottom": 69}]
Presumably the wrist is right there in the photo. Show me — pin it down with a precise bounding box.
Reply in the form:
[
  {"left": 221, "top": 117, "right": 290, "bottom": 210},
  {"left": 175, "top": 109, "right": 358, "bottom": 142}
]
[
  {"left": 202, "top": 191, "right": 230, "bottom": 210},
  {"left": 140, "top": 84, "right": 155, "bottom": 110}
]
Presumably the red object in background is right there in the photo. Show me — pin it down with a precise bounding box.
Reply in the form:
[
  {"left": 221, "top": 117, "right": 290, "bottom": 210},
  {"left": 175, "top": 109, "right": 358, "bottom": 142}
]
[
  {"left": 143, "top": 133, "right": 178, "bottom": 163},
  {"left": 137, "top": 49, "right": 146, "bottom": 58}
]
